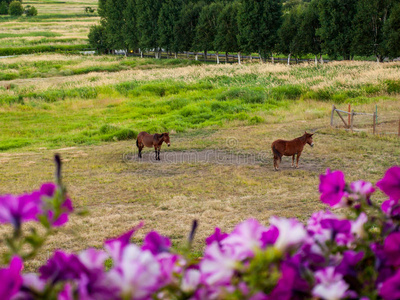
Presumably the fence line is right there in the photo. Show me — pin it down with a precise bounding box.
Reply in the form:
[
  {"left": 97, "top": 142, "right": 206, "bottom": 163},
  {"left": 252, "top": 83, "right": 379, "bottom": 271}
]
[{"left": 330, "top": 104, "right": 400, "bottom": 137}]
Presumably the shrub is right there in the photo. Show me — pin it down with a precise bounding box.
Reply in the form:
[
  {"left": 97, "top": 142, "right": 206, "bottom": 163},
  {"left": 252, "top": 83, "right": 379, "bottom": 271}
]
[
  {"left": 8, "top": 0, "right": 23, "bottom": 16},
  {"left": 24, "top": 5, "right": 37, "bottom": 16},
  {"left": 1, "top": 158, "right": 400, "bottom": 300}
]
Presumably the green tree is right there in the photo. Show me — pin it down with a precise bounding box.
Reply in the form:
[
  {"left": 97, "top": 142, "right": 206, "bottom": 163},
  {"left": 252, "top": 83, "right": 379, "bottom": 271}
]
[
  {"left": 383, "top": 1, "right": 400, "bottom": 59},
  {"left": 157, "top": 0, "right": 183, "bottom": 57},
  {"left": 8, "top": 0, "right": 23, "bottom": 16},
  {"left": 352, "top": 0, "right": 395, "bottom": 62},
  {"left": 173, "top": 1, "right": 204, "bottom": 56},
  {"left": 104, "top": 0, "right": 127, "bottom": 51},
  {"left": 0, "top": 2, "right": 8, "bottom": 15},
  {"left": 297, "top": 0, "right": 322, "bottom": 63},
  {"left": 136, "top": 0, "right": 163, "bottom": 57},
  {"left": 277, "top": 5, "right": 303, "bottom": 64},
  {"left": 317, "top": 0, "right": 357, "bottom": 60},
  {"left": 238, "top": 0, "right": 282, "bottom": 62},
  {"left": 123, "top": 0, "right": 139, "bottom": 52},
  {"left": 89, "top": 25, "right": 109, "bottom": 54},
  {"left": 193, "top": 1, "right": 224, "bottom": 60},
  {"left": 214, "top": 1, "right": 242, "bottom": 63}
]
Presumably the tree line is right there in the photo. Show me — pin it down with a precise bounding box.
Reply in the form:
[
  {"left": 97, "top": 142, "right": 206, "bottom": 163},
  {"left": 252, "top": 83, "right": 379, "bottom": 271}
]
[{"left": 89, "top": 0, "right": 400, "bottom": 63}]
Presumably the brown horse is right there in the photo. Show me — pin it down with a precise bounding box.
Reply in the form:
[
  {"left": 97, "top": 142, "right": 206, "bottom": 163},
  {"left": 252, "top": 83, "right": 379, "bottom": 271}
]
[
  {"left": 271, "top": 132, "right": 314, "bottom": 171},
  {"left": 136, "top": 132, "right": 170, "bottom": 160}
]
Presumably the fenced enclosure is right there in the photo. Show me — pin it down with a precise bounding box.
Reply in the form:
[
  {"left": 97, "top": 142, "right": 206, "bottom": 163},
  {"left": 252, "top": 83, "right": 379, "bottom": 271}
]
[{"left": 330, "top": 105, "right": 400, "bottom": 137}]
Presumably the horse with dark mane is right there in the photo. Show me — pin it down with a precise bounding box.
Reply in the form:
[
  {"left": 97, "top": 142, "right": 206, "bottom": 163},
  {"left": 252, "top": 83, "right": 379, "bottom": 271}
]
[
  {"left": 271, "top": 132, "right": 314, "bottom": 171},
  {"left": 136, "top": 132, "right": 170, "bottom": 160}
]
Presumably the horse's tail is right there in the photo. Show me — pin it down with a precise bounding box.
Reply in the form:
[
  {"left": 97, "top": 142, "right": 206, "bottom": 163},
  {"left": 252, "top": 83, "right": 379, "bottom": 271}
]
[
  {"left": 272, "top": 144, "right": 282, "bottom": 160},
  {"left": 136, "top": 138, "right": 139, "bottom": 148}
]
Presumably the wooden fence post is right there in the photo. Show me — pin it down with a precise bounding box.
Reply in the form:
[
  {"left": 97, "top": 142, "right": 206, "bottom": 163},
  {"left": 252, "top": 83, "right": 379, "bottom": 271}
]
[
  {"left": 351, "top": 110, "right": 355, "bottom": 132},
  {"left": 348, "top": 104, "right": 351, "bottom": 127},
  {"left": 373, "top": 112, "right": 376, "bottom": 135},
  {"left": 398, "top": 118, "right": 400, "bottom": 137},
  {"left": 330, "top": 105, "right": 335, "bottom": 127}
]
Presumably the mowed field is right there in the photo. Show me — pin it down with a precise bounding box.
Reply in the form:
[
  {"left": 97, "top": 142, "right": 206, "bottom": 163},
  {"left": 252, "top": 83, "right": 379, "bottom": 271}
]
[
  {"left": 1, "top": 1, "right": 400, "bottom": 270},
  {"left": 0, "top": 0, "right": 97, "bottom": 52}
]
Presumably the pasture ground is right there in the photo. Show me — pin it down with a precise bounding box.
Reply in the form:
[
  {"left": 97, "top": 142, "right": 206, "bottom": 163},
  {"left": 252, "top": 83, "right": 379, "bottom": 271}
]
[{"left": 1, "top": 100, "right": 399, "bottom": 270}]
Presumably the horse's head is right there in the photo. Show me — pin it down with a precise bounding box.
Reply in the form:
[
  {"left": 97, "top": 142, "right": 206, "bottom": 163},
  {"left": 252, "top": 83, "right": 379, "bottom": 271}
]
[
  {"left": 305, "top": 132, "right": 314, "bottom": 147},
  {"left": 162, "top": 133, "right": 170, "bottom": 147}
]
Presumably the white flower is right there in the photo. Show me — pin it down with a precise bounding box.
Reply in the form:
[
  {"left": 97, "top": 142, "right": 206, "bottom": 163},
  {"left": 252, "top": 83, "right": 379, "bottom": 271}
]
[
  {"left": 351, "top": 213, "right": 368, "bottom": 239},
  {"left": 269, "top": 217, "right": 307, "bottom": 252},
  {"left": 181, "top": 269, "right": 201, "bottom": 293},
  {"left": 312, "top": 267, "right": 349, "bottom": 300}
]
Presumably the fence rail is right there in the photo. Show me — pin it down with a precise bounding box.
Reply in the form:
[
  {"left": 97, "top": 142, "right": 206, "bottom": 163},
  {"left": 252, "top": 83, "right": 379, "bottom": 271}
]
[{"left": 330, "top": 104, "right": 400, "bottom": 137}]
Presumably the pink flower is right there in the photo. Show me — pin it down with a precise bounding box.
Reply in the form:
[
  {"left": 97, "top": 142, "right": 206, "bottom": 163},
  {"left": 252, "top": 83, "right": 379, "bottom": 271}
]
[
  {"left": 108, "top": 245, "right": 161, "bottom": 299},
  {"left": 269, "top": 217, "right": 307, "bottom": 252},
  {"left": 319, "top": 169, "right": 347, "bottom": 207},
  {"left": 104, "top": 223, "right": 144, "bottom": 262},
  {"left": 350, "top": 180, "right": 375, "bottom": 203},
  {"left": 181, "top": 269, "right": 201, "bottom": 293},
  {"left": 78, "top": 248, "right": 109, "bottom": 271},
  {"left": 200, "top": 242, "right": 238, "bottom": 286},
  {"left": 377, "top": 166, "right": 400, "bottom": 200},
  {"left": 351, "top": 213, "right": 368, "bottom": 239},
  {"left": 222, "top": 219, "right": 268, "bottom": 260},
  {"left": 312, "top": 267, "right": 349, "bottom": 300}
]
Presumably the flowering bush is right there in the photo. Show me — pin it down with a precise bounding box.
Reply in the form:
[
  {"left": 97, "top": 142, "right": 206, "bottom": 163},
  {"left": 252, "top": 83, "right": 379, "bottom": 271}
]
[{"left": 1, "top": 156, "right": 400, "bottom": 300}]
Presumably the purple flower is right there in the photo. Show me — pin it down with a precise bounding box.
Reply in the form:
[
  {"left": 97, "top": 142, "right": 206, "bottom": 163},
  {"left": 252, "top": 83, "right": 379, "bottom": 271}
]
[
  {"left": 141, "top": 231, "right": 171, "bottom": 255},
  {"left": 379, "top": 269, "right": 400, "bottom": 300},
  {"left": 39, "top": 183, "right": 73, "bottom": 227},
  {"left": 39, "top": 251, "right": 85, "bottom": 283},
  {"left": 336, "top": 250, "right": 364, "bottom": 277},
  {"left": 0, "top": 256, "right": 23, "bottom": 300},
  {"left": 206, "top": 228, "right": 228, "bottom": 246},
  {"left": 269, "top": 217, "right": 307, "bottom": 252},
  {"left": 0, "top": 194, "right": 40, "bottom": 228},
  {"left": 104, "top": 222, "right": 144, "bottom": 262},
  {"left": 381, "top": 199, "right": 400, "bottom": 217},
  {"left": 319, "top": 169, "right": 347, "bottom": 207},
  {"left": 312, "top": 267, "right": 349, "bottom": 300},
  {"left": 377, "top": 166, "right": 400, "bottom": 200},
  {"left": 58, "top": 283, "right": 73, "bottom": 300},
  {"left": 383, "top": 232, "right": 400, "bottom": 267},
  {"left": 261, "top": 226, "right": 279, "bottom": 247},
  {"left": 321, "top": 218, "right": 352, "bottom": 245},
  {"left": 269, "top": 263, "right": 309, "bottom": 300}
]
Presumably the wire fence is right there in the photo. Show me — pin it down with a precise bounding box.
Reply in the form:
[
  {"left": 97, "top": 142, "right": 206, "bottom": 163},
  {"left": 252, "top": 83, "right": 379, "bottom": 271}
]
[{"left": 330, "top": 105, "right": 400, "bottom": 137}]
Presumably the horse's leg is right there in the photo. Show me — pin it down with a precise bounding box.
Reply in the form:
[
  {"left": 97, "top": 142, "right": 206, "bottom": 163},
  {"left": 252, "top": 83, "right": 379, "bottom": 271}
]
[
  {"left": 157, "top": 146, "right": 161, "bottom": 161},
  {"left": 273, "top": 156, "right": 277, "bottom": 171},
  {"left": 296, "top": 152, "right": 302, "bottom": 168},
  {"left": 292, "top": 155, "right": 295, "bottom": 168},
  {"left": 154, "top": 146, "right": 158, "bottom": 160}
]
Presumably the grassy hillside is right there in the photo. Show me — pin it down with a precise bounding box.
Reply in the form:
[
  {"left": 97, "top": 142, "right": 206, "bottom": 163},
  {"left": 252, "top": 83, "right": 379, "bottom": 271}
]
[{"left": 0, "top": 0, "right": 97, "bottom": 53}]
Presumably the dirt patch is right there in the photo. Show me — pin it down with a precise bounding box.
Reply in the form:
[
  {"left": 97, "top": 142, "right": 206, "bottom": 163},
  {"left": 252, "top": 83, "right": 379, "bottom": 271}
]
[{"left": 123, "top": 150, "right": 269, "bottom": 166}]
